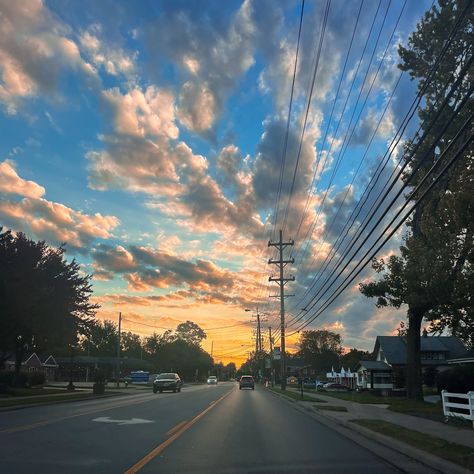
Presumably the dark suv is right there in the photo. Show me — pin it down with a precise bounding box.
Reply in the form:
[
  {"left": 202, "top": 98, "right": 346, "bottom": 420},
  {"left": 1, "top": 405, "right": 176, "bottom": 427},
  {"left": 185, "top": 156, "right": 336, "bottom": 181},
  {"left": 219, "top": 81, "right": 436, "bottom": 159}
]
[
  {"left": 153, "top": 373, "right": 182, "bottom": 393},
  {"left": 239, "top": 375, "right": 255, "bottom": 390}
]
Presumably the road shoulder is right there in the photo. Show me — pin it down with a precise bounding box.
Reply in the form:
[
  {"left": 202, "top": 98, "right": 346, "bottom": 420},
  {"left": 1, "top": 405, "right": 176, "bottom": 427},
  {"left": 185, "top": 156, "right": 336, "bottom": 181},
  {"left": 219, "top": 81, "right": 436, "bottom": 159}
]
[{"left": 267, "top": 387, "right": 471, "bottom": 474}]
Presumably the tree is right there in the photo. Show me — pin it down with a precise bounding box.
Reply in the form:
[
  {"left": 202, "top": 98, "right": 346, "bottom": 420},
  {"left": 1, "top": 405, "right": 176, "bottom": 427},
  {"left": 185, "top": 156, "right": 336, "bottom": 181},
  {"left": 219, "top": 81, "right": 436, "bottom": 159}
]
[
  {"left": 360, "top": 0, "right": 473, "bottom": 399},
  {"left": 0, "top": 229, "right": 97, "bottom": 378},
  {"left": 79, "top": 320, "right": 117, "bottom": 357},
  {"left": 297, "top": 330, "right": 343, "bottom": 376},
  {"left": 340, "top": 348, "right": 372, "bottom": 371},
  {"left": 121, "top": 332, "right": 143, "bottom": 359},
  {"left": 175, "top": 320, "right": 206, "bottom": 346}
]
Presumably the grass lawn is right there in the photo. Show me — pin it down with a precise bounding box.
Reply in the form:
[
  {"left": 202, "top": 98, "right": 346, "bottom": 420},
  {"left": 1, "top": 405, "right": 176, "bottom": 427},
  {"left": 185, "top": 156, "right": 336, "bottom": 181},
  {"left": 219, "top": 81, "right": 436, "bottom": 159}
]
[
  {"left": 7, "top": 387, "right": 70, "bottom": 397},
  {"left": 319, "top": 391, "right": 444, "bottom": 421},
  {"left": 269, "top": 387, "right": 327, "bottom": 403},
  {"left": 0, "top": 390, "right": 124, "bottom": 408},
  {"left": 352, "top": 419, "right": 474, "bottom": 470},
  {"left": 313, "top": 404, "right": 348, "bottom": 412}
]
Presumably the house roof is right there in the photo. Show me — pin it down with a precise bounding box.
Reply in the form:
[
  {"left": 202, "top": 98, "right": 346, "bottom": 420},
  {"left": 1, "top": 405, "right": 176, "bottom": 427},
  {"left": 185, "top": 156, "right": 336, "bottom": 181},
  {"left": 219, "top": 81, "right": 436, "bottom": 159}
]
[
  {"left": 356, "top": 360, "right": 392, "bottom": 371},
  {"left": 448, "top": 348, "right": 474, "bottom": 364},
  {"left": 375, "top": 336, "right": 466, "bottom": 365}
]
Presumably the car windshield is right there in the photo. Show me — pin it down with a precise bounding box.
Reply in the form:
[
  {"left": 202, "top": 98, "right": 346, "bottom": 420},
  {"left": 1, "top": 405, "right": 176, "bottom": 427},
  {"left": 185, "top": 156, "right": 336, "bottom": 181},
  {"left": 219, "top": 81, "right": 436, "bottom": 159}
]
[
  {"left": 0, "top": 1, "right": 469, "bottom": 472},
  {"left": 157, "top": 374, "right": 176, "bottom": 379}
]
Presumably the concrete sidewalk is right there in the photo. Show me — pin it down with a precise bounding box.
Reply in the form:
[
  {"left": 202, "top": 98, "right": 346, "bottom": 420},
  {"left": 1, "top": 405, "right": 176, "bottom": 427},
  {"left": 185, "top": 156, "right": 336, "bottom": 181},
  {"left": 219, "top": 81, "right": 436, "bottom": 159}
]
[{"left": 288, "top": 388, "right": 474, "bottom": 449}]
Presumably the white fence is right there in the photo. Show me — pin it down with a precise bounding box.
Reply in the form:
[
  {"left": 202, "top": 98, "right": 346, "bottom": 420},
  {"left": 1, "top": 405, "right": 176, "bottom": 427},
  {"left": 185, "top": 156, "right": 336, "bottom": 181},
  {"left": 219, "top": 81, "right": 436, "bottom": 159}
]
[{"left": 441, "top": 390, "right": 474, "bottom": 428}]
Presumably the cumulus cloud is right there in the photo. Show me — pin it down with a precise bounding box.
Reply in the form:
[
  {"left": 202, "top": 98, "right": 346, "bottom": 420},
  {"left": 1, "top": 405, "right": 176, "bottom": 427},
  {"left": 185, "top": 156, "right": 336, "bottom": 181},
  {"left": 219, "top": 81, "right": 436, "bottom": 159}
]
[
  {"left": 177, "top": 81, "right": 216, "bottom": 132},
  {"left": 0, "top": 160, "right": 45, "bottom": 198},
  {"left": 101, "top": 86, "right": 178, "bottom": 139},
  {"left": 79, "top": 24, "right": 137, "bottom": 78},
  {"left": 0, "top": 0, "right": 98, "bottom": 113},
  {"left": 0, "top": 160, "right": 119, "bottom": 248},
  {"left": 92, "top": 243, "right": 236, "bottom": 293}
]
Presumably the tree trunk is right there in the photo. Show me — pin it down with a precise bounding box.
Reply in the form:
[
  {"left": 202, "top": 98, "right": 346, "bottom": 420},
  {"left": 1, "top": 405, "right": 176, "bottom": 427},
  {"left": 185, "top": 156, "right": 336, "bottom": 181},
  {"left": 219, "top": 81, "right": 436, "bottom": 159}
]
[{"left": 406, "top": 307, "right": 424, "bottom": 400}]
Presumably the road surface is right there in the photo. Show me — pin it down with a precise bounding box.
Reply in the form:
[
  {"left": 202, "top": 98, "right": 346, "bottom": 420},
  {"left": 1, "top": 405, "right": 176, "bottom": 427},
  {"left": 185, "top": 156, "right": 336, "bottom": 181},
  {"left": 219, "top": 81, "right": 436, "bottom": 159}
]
[{"left": 0, "top": 383, "right": 402, "bottom": 473}]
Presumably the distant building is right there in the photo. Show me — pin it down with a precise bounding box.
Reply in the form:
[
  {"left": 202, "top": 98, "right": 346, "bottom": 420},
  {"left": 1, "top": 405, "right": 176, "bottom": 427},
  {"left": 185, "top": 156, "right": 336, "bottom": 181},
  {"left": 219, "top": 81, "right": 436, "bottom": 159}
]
[
  {"left": 355, "top": 334, "right": 466, "bottom": 390},
  {"left": 0, "top": 352, "right": 58, "bottom": 381}
]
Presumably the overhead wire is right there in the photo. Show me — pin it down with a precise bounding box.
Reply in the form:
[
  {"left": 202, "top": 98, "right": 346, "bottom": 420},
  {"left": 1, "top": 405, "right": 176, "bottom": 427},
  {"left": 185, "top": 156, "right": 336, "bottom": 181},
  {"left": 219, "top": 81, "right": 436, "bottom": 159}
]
[{"left": 286, "top": 6, "right": 473, "bottom": 327}]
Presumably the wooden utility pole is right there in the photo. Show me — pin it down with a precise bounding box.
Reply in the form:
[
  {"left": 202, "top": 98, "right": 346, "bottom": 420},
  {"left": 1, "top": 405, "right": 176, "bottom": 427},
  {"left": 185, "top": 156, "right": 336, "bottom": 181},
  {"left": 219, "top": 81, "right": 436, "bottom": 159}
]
[
  {"left": 116, "top": 312, "right": 122, "bottom": 388},
  {"left": 268, "top": 229, "right": 294, "bottom": 390}
]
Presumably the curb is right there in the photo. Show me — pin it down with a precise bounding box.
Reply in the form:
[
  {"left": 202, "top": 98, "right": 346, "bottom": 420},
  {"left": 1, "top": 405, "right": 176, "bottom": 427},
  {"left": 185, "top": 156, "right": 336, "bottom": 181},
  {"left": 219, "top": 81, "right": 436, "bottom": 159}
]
[
  {"left": 0, "top": 391, "right": 129, "bottom": 412},
  {"left": 267, "top": 389, "right": 471, "bottom": 474}
]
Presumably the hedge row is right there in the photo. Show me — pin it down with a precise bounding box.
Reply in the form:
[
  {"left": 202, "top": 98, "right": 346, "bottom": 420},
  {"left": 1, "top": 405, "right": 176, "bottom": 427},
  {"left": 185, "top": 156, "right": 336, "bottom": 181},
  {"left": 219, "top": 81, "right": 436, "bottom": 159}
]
[{"left": 0, "top": 371, "right": 46, "bottom": 387}]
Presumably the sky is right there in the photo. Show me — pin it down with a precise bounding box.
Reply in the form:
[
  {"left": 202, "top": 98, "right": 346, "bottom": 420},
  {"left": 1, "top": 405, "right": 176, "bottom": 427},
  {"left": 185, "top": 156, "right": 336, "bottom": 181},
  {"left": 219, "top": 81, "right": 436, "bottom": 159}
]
[{"left": 0, "top": 0, "right": 434, "bottom": 365}]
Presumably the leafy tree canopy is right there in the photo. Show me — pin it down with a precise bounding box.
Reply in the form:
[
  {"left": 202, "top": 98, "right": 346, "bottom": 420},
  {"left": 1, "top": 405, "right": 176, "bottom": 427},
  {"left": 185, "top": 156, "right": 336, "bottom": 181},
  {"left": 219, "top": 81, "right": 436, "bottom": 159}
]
[{"left": 0, "top": 229, "right": 98, "bottom": 369}]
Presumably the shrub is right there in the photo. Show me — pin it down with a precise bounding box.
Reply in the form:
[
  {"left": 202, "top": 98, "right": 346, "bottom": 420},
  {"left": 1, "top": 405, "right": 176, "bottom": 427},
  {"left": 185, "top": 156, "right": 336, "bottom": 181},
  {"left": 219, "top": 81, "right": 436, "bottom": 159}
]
[
  {"left": 28, "top": 372, "right": 45, "bottom": 386},
  {"left": 436, "top": 365, "right": 474, "bottom": 394},
  {"left": 16, "top": 372, "right": 29, "bottom": 387},
  {"left": 0, "top": 371, "right": 15, "bottom": 386}
]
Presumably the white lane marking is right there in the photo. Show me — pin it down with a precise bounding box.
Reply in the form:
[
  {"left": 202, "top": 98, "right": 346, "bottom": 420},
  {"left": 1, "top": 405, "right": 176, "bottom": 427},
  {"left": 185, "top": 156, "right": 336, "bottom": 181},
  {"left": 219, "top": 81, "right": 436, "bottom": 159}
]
[{"left": 92, "top": 417, "right": 155, "bottom": 426}]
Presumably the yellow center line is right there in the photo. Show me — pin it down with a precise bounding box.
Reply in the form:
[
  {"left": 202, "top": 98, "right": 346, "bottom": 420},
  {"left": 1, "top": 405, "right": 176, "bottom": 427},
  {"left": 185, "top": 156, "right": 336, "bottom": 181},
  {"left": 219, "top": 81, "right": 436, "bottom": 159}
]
[
  {"left": 124, "top": 388, "right": 233, "bottom": 474},
  {"left": 165, "top": 420, "right": 188, "bottom": 437},
  {"left": 0, "top": 393, "right": 158, "bottom": 434}
]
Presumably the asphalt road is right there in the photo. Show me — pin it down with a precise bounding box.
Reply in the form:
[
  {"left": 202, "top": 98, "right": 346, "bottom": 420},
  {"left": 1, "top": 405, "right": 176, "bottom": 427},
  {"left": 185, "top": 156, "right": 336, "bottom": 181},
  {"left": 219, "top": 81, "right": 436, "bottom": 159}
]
[{"left": 0, "top": 383, "right": 400, "bottom": 473}]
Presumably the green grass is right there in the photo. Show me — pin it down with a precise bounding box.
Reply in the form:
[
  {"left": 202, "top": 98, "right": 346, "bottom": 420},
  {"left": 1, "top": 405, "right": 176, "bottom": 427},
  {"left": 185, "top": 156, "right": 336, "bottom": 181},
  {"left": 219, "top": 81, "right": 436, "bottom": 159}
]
[
  {"left": 313, "top": 404, "right": 348, "bottom": 412},
  {"left": 7, "top": 388, "right": 70, "bottom": 397},
  {"left": 0, "top": 391, "right": 123, "bottom": 408},
  {"left": 352, "top": 419, "right": 474, "bottom": 470},
  {"left": 269, "top": 387, "right": 324, "bottom": 402},
  {"left": 319, "top": 391, "right": 444, "bottom": 421}
]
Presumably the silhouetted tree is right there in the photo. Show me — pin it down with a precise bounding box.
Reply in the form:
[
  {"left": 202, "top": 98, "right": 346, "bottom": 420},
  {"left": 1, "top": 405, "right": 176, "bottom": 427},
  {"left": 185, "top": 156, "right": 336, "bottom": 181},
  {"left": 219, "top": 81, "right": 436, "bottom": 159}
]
[{"left": 0, "top": 229, "right": 97, "bottom": 379}]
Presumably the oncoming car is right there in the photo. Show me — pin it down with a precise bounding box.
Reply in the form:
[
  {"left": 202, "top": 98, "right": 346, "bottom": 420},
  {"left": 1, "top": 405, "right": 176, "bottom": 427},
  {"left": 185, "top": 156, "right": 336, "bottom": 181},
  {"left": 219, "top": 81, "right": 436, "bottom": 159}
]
[
  {"left": 153, "top": 373, "right": 182, "bottom": 393},
  {"left": 207, "top": 375, "right": 218, "bottom": 385},
  {"left": 239, "top": 375, "right": 255, "bottom": 390}
]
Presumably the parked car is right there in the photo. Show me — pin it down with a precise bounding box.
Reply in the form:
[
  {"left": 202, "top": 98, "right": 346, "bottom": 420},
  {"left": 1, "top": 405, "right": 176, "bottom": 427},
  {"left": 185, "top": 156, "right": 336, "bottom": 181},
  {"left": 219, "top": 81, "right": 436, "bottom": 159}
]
[
  {"left": 239, "top": 375, "right": 255, "bottom": 390},
  {"left": 287, "top": 376, "right": 298, "bottom": 386},
  {"left": 153, "top": 373, "right": 182, "bottom": 393},
  {"left": 322, "top": 383, "right": 351, "bottom": 392},
  {"left": 207, "top": 375, "right": 218, "bottom": 385}
]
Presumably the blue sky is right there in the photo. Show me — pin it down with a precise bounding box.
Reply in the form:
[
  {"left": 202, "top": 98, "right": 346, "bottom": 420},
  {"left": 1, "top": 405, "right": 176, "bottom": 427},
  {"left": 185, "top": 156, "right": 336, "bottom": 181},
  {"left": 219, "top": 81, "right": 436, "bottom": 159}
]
[{"left": 0, "top": 0, "right": 433, "bottom": 362}]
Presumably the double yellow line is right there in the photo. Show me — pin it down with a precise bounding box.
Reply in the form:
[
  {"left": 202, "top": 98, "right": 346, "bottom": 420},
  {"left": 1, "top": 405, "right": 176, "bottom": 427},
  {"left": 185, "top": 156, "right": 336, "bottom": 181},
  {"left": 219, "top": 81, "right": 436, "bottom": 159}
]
[{"left": 125, "top": 389, "right": 233, "bottom": 473}]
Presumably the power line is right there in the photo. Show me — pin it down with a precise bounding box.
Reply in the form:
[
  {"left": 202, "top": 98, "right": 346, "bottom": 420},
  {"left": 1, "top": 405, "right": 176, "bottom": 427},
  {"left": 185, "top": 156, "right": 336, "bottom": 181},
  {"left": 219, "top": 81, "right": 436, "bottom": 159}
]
[
  {"left": 289, "top": 121, "right": 473, "bottom": 335},
  {"left": 287, "top": 1, "right": 472, "bottom": 324},
  {"left": 280, "top": 0, "right": 332, "bottom": 233}
]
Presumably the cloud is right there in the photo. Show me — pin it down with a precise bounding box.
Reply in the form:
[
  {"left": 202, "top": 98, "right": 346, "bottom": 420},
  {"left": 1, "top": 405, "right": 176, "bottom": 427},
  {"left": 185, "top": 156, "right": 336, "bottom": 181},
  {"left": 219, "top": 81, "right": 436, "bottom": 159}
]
[
  {"left": 79, "top": 25, "right": 137, "bottom": 78},
  {"left": 92, "top": 243, "right": 236, "bottom": 293},
  {"left": 177, "top": 81, "right": 216, "bottom": 132},
  {"left": 0, "top": 160, "right": 119, "bottom": 248},
  {"left": 0, "top": 0, "right": 98, "bottom": 113},
  {"left": 0, "top": 160, "right": 45, "bottom": 198},
  {"left": 101, "top": 86, "right": 178, "bottom": 139},
  {"left": 144, "top": 0, "right": 282, "bottom": 133}
]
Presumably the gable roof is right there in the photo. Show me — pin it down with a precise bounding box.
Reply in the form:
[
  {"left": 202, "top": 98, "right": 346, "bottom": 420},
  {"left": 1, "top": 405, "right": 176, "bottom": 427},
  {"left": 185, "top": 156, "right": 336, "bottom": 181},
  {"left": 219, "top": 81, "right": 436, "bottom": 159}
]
[
  {"left": 356, "top": 360, "right": 392, "bottom": 371},
  {"left": 375, "top": 336, "right": 466, "bottom": 365}
]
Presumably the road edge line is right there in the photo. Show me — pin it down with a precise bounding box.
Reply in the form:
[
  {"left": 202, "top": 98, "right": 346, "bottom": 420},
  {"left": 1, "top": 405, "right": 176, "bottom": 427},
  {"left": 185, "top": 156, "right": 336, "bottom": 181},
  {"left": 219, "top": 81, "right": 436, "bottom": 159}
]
[
  {"left": 266, "top": 388, "right": 469, "bottom": 474},
  {"left": 124, "top": 388, "right": 233, "bottom": 473}
]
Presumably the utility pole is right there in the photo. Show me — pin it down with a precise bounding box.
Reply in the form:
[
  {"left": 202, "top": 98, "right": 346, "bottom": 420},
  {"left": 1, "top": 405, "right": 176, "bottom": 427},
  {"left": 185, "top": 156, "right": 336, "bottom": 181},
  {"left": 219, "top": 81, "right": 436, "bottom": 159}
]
[
  {"left": 268, "top": 229, "right": 294, "bottom": 390},
  {"left": 269, "top": 326, "right": 275, "bottom": 387},
  {"left": 116, "top": 312, "right": 122, "bottom": 388}
]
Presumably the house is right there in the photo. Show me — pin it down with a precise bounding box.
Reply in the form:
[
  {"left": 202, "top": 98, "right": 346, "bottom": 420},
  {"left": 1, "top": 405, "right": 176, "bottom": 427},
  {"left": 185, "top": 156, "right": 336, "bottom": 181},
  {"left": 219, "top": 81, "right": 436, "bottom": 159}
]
[
  {"left": 355, "top": 360, "right": 392, "bottom": 390},
  {"left": 0, "top": 352, "right": 58, "bottom": 381},
  {"left": 447, "top": 348, "right": 474, "bottom": 365},
  {"left": 356, "top": 334, "right": 466, "bottom": 390},
  {"left": 326, "top": 367, "right": 358, "bottom": 388}
]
